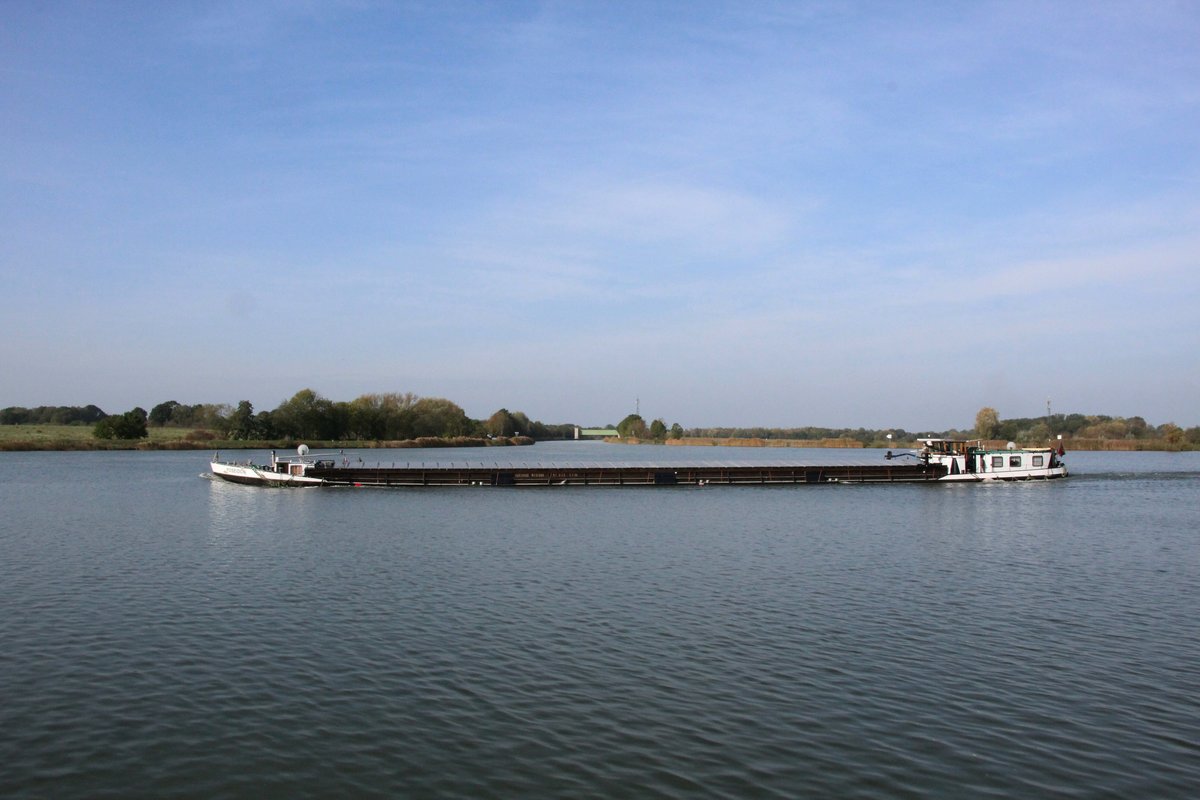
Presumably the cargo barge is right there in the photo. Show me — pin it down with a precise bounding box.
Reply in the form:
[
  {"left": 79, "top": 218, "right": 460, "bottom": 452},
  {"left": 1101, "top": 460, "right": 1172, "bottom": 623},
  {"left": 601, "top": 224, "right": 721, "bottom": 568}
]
[
  {"left": 210, "top": 439, "right": 1066, "bottom": 488},
  {"left": 208, "top": 445, "right": 938, "bottom": 487}
]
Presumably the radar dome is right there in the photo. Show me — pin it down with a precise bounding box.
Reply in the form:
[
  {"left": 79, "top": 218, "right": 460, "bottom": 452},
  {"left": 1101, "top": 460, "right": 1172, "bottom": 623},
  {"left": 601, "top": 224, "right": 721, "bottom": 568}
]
[{"left": 297, "top": 444, "right": 310, "bottom": 456}]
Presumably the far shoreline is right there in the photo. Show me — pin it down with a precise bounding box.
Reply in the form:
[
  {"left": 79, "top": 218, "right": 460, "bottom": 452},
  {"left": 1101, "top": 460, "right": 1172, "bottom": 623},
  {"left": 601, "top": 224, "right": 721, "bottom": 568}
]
[
  {"left": 0, "top": 429, "right": 537, "bottom": 453},
  {"left": 0, "top": 432, "right": 1194, "bottom": 453},
  {"left": 607, "top": 436, "right": 1196, "bottom": 452}
]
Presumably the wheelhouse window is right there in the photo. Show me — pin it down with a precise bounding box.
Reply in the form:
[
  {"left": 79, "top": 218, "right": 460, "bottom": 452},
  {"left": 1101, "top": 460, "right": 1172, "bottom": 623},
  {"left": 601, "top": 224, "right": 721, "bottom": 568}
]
[
  {"left": 1032, "top": 455, "right": 1044, "bottom": 467},
  {"left": 1009, "top": 455, "right": 1022, "bottom": 467},
  {"left": 991, "top": 456, "right": 1004, "bottom": 468}
]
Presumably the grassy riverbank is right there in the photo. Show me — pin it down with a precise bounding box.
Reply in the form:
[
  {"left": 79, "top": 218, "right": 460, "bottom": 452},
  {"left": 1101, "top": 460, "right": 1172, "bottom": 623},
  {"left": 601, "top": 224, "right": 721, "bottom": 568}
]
[
  {"left": 1, "top": 425, "right": 1190, "bottom": 452},
  {"left": 0, "top": 424, "right": 192, "bottom": 450},
  {"left": 0, "top": 425, "right": 534, "bottom": 452}
]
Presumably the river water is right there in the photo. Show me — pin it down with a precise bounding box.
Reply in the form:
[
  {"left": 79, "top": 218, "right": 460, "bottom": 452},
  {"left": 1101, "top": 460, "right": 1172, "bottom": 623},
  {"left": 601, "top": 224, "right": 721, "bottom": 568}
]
[{"left": 1, "top": 443, "right": 1197, "bottom": 798}]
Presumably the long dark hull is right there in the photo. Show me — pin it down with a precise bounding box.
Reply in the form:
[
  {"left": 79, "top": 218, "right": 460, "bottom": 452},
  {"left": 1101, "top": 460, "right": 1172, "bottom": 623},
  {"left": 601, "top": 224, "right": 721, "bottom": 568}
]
[{"left": 293, "top": 462, "right": 943, "bottom": 487}]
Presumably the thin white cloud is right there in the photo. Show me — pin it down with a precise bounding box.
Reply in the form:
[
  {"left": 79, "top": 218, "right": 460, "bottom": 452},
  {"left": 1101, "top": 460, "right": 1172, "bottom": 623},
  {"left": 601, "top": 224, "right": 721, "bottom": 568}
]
[{"left": 957, "top": 239, "right": 1198, "bottom": 302}]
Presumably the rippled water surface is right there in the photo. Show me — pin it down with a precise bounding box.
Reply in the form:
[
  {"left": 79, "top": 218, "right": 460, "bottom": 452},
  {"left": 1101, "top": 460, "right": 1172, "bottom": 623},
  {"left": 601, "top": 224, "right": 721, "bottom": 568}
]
[{"left": 2, "top": 445, "right": 1198, "bottom": 798}]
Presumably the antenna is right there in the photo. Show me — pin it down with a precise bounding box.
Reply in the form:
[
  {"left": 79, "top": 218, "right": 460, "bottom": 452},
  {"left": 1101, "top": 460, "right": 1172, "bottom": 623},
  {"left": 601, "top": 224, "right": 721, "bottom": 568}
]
[{"left": 636, "top": 396, "right": 640, "bottom": 416}]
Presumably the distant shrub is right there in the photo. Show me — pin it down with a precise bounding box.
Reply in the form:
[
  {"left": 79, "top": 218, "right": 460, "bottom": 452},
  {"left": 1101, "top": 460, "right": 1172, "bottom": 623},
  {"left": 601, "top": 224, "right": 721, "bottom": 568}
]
[
  {"left": 93, "top": 409, "right": 148, "bottom": 440},
  {"left": 184, "top": 429, "right": 217, "bottom": 441}
]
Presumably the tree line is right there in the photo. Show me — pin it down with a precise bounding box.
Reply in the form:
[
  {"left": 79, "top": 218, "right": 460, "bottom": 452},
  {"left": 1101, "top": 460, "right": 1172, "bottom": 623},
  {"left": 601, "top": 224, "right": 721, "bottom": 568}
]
[
  {"left": 681, "top": 409, "right": 1200, "bottom": 448},
  {"left": 973, "top": 407, "right": 1198, "bottom": 447},
  {"left": 212, "top": 391, "right": 576, "bottom": 442},
  {"left": 0, "top": 405, "right": 107, "bottom": 426},
  {"left": 3, "top": 398, "right": 1196, "bottom": 447},
  {"left": 1, "top": 390, "right": 576, "bottom": 442},
  {"left": 614, "top": 414, "right": 685, "bottom": 441}
]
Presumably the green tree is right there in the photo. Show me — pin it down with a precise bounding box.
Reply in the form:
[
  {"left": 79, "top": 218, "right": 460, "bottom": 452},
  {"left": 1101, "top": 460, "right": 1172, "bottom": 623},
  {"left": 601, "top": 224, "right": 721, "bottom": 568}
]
[
  {"left": 0, "top": 407, "right": 30, "bottom": 424},
  {"left": 617, "top": 413, "right": 647, "bottom": 438},
  {"left": 379, "top": 392, "right": 418, "bottom": 439},
  {"left": 1024, "top": 421, "right": 1051, "bottom": 442},
  {"left": 93, "top": 408, "right": 149, "bottom": 439},
  {"left": 649, "top": 418, "right": 667, "bottom": 440},
  {"left": 168, "top": 403, "right": 199, "bottom": 427},
  {"left": 273, "top": 389, "right": 337, "bottom": 439},
  {"left": 347, "top": 392, "right": 419, "bottom": 440},
  {"left": 510, "top": 411, "right": 533, "bottom": 436},
  {"left": 411, "top": 397, "right": 471, "bottom": 437},
  {"left": 3, "top": 405, "right": 106, "bottom": 425},
  {"left": 975, "top": 407, "right": 1000, "bottom": 439},
  {"left": 227, "top": 400, "right": 257, "bottom": 440},
  {"left": 148, "top": 400, "right": 180, "bottom": 427},
  {"left": 348, "top": 395, "right": 385, "bottom": 440},
  {"left": 169, "top": 403, "right": 228, "bottom": 430},
  {"left": 1159, "top": 423, "right": 1184, "bottom": 446},
  {"left": 485, "top": 408, "right": 519, "bottom": 437},
  {"left": 254, "top": 410, "right": 277, "bottom": 439},
  {"left": 669, "top": 422, "right": 684, "bottom": 440}
]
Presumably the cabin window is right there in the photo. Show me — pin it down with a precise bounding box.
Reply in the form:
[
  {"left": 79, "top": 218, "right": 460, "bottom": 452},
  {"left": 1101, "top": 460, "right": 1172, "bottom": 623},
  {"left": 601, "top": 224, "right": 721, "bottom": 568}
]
[
  {"left": 991, "top": 456, "right": 1004, "bottom": 468},
  {"left": 1009, "top": 455, "right": 1022, "bottom": 467},
  {"left": 1032, "top": 455, "right": 1044, "bottom": 467}
]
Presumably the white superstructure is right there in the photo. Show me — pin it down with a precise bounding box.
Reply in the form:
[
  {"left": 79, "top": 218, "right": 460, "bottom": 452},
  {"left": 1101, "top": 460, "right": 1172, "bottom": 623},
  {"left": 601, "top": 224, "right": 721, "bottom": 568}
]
[
  {"left": 916, "top": 439, "right": 1068, "bottom": 481},
  {"left": 210, "top": 446, "right": 331, "bottom": 486}
]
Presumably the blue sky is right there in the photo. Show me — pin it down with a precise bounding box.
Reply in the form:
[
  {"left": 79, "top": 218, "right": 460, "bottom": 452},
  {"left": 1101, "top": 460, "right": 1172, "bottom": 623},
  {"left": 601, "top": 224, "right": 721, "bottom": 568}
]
[{"left": 2, "top": 1, "right": 1197, "bottom": 429}]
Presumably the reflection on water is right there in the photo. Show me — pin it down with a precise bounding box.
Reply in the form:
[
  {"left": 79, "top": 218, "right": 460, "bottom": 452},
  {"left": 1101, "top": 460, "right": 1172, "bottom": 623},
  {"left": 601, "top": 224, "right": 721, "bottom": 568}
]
[
  {"left": 204, "top": 473, "right": 306, "bottom": 541},
  {"left": 2, "top": 447, "right": 1199, "bottom": 798}
]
